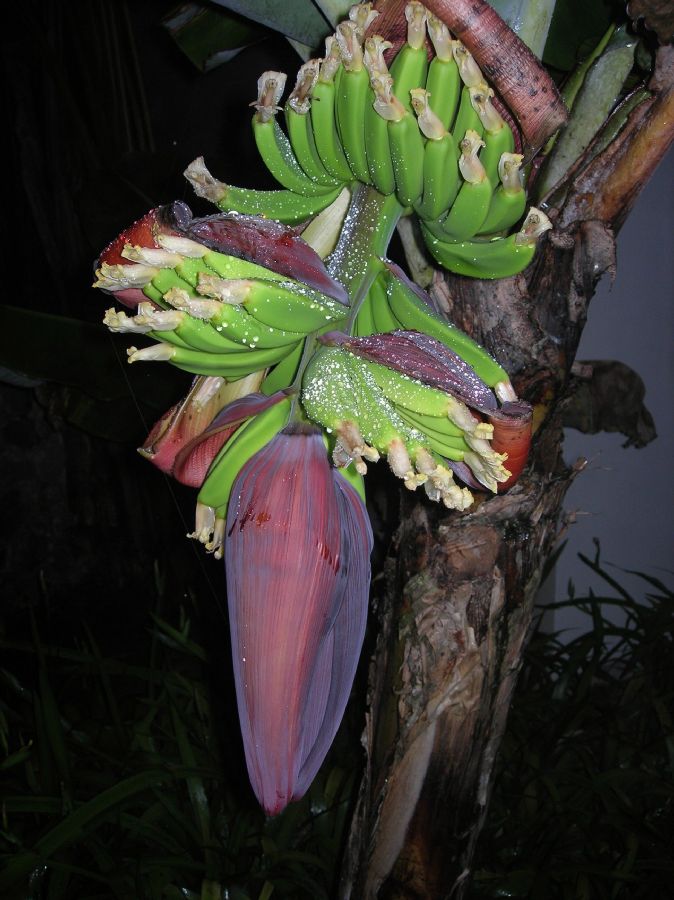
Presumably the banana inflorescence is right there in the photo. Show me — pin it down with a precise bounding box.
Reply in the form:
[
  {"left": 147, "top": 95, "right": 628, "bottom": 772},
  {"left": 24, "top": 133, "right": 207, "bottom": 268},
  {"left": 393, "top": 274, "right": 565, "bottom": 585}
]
[{"left": 93, "top": 0, "right": 550, "bottom": 527}]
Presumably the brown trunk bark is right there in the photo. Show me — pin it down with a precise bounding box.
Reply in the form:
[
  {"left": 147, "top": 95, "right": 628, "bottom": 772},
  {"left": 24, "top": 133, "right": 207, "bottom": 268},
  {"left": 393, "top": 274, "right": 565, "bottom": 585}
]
[{"left": 339, "top": 37, "right": 674, "bottom": 900}]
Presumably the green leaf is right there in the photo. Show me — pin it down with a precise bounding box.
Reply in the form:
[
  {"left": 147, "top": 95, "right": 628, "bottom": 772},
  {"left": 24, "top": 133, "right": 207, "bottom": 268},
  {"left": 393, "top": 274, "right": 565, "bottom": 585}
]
[
  {"left": 313, "top": 0, "right": 353, "bottom": 26},
  {"left": 163, "top": 3, "right": 268, "bottom": 72},
  {"left": 0, "top": 770, "right": 172, "bottom": 891},
  {"left": 543, "top": 0, "right": 624, "bottom": 72},
  {"left": 488, "top": 0, "right": 557, "bottom": 58},
  {"left": 209, "top": 0, "right": 331, "bottom": 48}
]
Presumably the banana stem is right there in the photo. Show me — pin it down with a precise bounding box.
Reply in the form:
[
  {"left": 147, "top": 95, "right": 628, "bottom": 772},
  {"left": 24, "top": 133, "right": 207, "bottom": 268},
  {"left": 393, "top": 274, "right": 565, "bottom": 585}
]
[
  {"left": 326, "top": 183, "right": 404, "bottom": 326},
  {"left": 288, "top": 185, "right": 402, "bottom": 399}
]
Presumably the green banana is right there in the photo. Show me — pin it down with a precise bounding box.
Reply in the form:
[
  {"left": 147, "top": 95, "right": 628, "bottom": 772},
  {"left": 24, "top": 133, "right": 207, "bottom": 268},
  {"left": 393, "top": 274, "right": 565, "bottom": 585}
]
[
  {"left": 164, "top": 262, "right": 306, "bottom": 349},
  {"left": 420, "top": 207, "right": 554, "bottom": 279},
  {"left": 261, "top": 338, "right": 305, "bottom": 394},
  {"left": 393, "top": 404, "right": 467, "bottom": 440},
  {"left": 192, "top": 278, "right": 322, "bottom": 348},
  {"left": 389, "top": 2, "right": 429, "bottom": 113},
  {"left": 232, "top": 278, "right": 349, "bottom": 333},
  {"left": 451, "top": 85, "right": 484, "bottom": 154},
  {"left": 353, "top": 288, "right": 376, "bottom": 336},
  {"left": 285, "top": 60, "right": 342, "bottom": 188},
  {"left": 471, "top": 85, "right": 516, "bottom": 186},
  {"left": 410, "top": 88, "right": 460, "bottom": 221},
  {"left": 362, "top": 357, "right": 496, "bottom": 448},
  {"left": 440, "top": 130, "right": 493, "bottom": 240},
  {"left": 334, "top": 21, "right": 372, "bottom": 184},
  {"left": 196, "top": 395, "right": 293, "bottom": 518},
  {"left": 363, "top": 357, "right": 458, "bottom": 417},
  {"left": 369, "top": 273, "right": 402, "bottom": 333},
  {"left": 177, "top": 253, "right": 285, "bottom": 286},
  {"left": 425, "top": 13, "right": 461, "bottom": 131},
  {"left": 145, "top": 270, "right": 251, "bottom": 354},
  {"left": 127, "top": 340, "right": 297, "bottom": 379},
  {"left": 383, "top": 265, "right": 510, "bottom": 388},
  {"left": 302, "top": 346, "right": 381, "bottom": 475},
  {"left": 371, "top": 77, "right": 424, "bottom": 206},
  {"left": 310, "top": 38, "right": 354, "bottom": 183},
  {"left": 184, "top": 157, "right": 343, "bottom": 224},
  {"left": 363, "top": 39, "right": 396, "bottom": 195},
  {"left": 478, "top": 153, "right": 527, "bottom": 235},
  {"left": 252, "top": 71, "right": 338, "bottom": 197}
]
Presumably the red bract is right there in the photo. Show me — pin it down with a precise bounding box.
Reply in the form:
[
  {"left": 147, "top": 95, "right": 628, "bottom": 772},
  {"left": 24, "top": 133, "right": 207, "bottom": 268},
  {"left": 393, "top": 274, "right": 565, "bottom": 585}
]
[
  {"left": 139, "top": 380, "right": 282, "bottom": 488},
  {"left": 225, "top": 425, "right": 372, "bottom": 815},
  {"left": 98, "top": 207, "right": 165, "bottom": 267},
  {"left": 489, "top": 401, "right": 533, "bottom": 491}
]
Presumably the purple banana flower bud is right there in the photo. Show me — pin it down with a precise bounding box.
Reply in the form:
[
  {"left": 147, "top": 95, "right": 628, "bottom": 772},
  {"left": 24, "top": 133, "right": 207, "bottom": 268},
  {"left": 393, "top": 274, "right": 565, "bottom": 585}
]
[
  {"left": 172, "top": 203, "right": 349, "bottom": 305},
  {"left": 332, "top": 329, "right": 499, "bottom": 413},
  {"left": 225, "top": 424, "right": 372, "bottom": 815}
]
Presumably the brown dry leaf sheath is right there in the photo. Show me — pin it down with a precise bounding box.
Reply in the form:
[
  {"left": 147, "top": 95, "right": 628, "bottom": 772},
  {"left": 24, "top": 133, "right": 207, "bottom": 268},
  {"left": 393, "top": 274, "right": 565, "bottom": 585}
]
[{"left": 371, "top": 0, "right": 569, "bottom": 152}]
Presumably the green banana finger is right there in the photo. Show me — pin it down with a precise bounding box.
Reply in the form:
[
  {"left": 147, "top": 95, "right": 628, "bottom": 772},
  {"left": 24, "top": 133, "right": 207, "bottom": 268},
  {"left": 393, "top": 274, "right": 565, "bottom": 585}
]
[
  {"left": 146, "top": 270, "right": 250, "bottom": 354},
  {"left": 127, "top": 340, "right": 297, "bottom": 379},
  {"left": 383, "top": 266, "right": 509, "bottom": 388},
  {"left": 425, "top": 13, "right": 461, "bottom": 131},
  {"left": 197, "top": 396, "right": 292, "bottom": 513},
  {"left": 410, "top": 88, "right": 460, "bottom": 221},
  {"left": 420, "top": 207, "right": 553, "bottom": 280},
  {"left": 411, "top": 428, "right": 466, "bottom": 461},
  {"left": 184, "top": 157, "right": 343, "bottom": 224},
  {"left": 334, "top": 22, "right": 372, "bottom": 184},
  {"left": 252, "top": 71, "right": 338, "bottom": 197},
  {"left": 218, "top": 184, "right": 342, "bottom": 224},
  {"left": 363, "top": 37, "right": 396, "bottom": 195},
  {"left": 178, "top": 253, "right": 285, "bottom": 286},
  {"left": 471, "top": 85, "right": 516, "bottom": 186},
  {"left": 285, "top": 60, "right": 342, "bottom": 187},
  {"left": 452, "top": 85, "right": 484, "bottom": 154},
  {"left": 478, "top": 153, "right": 527, "bottom": 235},
  {"left": 389, "top": 2, "right": 429, "bottom": 114},
  {"left": 261, "top": 338, "right": 305, "bottom": 394},
  {"left": 393, "top": 404, "right": 466, "bottom": 440},
  {"left": 370, "top": 274, "right": 402, "bottom": 333},
  {"left": 396, "top": 407, "right": 469, "bottom": 454},
  {"left": 363, "top": 358, "right": 457, "bottom": 417},
  {"left": 166, "top": 261, "right": 305, "bottom": 349},
  {"left": 370, "top": 77, "right": 424, "bottom": 207},
  {"left": 239, "top": 279, "right": 349, "bottom": 333},
  {"left": 440, "top": 130, "right": 493, "bottom": 240},
  {"left": 353, "top": 288, "right": 376, "bottom": 336},
  {"left": 310, "top": 39, "right": 354, "bottom": 183}
]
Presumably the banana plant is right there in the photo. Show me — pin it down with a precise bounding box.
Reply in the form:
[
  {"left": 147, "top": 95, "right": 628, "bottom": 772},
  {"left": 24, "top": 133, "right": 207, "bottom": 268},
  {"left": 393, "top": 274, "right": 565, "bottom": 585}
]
[
  {"left": 93, "top": 0, "right": 563, "bottom": 818},
  {"left": 71, "top": 0, "right": 674, "bottom": 895}
]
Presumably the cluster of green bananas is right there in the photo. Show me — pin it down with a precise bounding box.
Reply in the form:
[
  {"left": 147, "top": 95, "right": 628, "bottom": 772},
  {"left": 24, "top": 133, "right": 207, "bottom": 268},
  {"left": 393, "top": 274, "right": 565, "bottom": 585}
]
[
  {"left": 184, "top": 0, "right": 551, "bottom": 280},
  {"left": 96, "top": 232, "right": 348, "bottom": 386},
  {"left": 93, "top": 0, "right": 546, "bottom": 546}
]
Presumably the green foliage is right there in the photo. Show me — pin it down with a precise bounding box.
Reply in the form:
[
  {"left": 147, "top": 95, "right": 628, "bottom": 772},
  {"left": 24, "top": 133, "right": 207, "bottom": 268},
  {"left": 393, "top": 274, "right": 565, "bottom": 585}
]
[
  {"left": 472, "top": 550, "right": 674, "bottom": 899},
  {"left": 2, "top": 550, "right": 671, "bottom": 897},
  {"left": 0, "top": 604, "right": 358, "bottom": 898}
]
